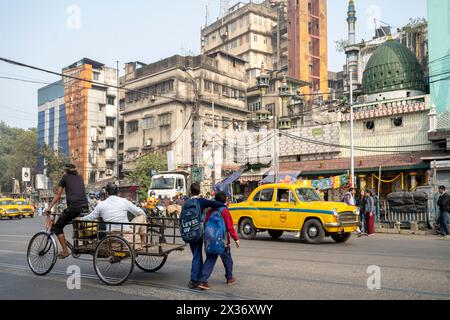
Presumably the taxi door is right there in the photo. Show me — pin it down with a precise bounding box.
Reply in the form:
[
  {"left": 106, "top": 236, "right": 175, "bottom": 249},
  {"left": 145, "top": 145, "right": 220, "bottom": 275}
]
[
  {"left": 246, "top": 188, "right": 274, "bottom": 229},
  {"left": 271, "top": 188, "right": 300, "bottom": 230}
]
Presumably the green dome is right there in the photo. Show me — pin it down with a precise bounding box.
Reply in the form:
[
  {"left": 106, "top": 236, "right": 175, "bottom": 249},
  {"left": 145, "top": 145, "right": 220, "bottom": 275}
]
[{"left": 362, "top": 39, "right": 424, "bottom": 95}]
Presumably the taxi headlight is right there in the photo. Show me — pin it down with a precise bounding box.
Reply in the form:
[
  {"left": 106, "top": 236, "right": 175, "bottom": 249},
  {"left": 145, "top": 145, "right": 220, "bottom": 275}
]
[{"left": 333, "top": 208, "right": 339, "bottom": 217}]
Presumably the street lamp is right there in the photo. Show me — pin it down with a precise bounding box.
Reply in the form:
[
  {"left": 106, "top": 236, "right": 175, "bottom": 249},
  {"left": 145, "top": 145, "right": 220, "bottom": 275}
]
[{"left": 349, "top": 67, "right": 355, "bottom": 188}]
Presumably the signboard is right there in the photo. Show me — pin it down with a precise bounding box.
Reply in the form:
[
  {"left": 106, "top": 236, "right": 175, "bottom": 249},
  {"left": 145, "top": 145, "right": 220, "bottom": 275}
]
[
  {"left": 35, "top": 174, "right": 46, "bottom": 190},
  {"left": 22, "top": 168, "right": 31, "bottom": 182},
  {"left": 192, "top": 167, "right": 204, "bottom": 183},
  {"left": 435, "top": 160, "right": 450, "bottom": 169},
  {"left": 167, "top": 150, "right": 175, "bottom": 171}
]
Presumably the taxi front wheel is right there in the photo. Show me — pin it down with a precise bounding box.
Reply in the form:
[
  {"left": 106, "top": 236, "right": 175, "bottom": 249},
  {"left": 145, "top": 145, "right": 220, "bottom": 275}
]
[
  {"left": 302, "top": 220, "right": 325, "bottom": 244},
  {"left": 239, "top": 218, "right": 257, "bottom": 240}
]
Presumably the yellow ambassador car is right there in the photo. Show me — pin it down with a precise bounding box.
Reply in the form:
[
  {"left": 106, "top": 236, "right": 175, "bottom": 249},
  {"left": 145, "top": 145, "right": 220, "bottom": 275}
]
[
  {"left": 229, "top": 184, "right": 360, "bottom": 244},
  {"left": 15, "top": 198, "right": 35, "bottom": 218},
  {"left": 0, "top": 198, "right": 21, "bottom": 219}
]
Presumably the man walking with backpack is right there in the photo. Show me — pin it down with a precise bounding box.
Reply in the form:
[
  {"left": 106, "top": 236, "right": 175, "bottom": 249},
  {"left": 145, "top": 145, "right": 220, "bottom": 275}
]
[
  {"left": 198, "top": 191, "right": 240, "bottom": 290},
  {"left": 180, "top": 183, "right": 226, "bottom": 289}
]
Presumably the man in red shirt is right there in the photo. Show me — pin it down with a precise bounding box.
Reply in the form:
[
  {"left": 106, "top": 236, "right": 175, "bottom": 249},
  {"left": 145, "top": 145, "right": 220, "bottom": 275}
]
[{"left": 198, "top": 191, "right": 240, "bottom": 290}]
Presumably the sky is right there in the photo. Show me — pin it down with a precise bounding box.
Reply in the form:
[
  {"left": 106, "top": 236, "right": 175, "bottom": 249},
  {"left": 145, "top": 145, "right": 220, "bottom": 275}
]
[{"left": 0, "top": 0, "right": 428, "bottom": 129}]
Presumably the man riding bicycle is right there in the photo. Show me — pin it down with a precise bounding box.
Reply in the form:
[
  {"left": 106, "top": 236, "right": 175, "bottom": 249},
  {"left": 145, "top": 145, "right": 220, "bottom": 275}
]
[{"left": 45, "top": 163, "right": 89, "bottom": 259}]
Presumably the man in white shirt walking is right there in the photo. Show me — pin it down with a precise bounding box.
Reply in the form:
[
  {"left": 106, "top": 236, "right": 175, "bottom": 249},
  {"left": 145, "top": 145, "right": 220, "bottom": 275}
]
[{"left": 79, "top": 183, "right": 147, "bottom": 247}]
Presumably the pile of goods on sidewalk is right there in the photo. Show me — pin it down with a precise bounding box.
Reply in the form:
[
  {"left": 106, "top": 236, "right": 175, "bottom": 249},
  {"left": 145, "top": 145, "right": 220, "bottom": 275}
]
[{"left": 387, "top": 192, "right": 428, "bottom": 213}]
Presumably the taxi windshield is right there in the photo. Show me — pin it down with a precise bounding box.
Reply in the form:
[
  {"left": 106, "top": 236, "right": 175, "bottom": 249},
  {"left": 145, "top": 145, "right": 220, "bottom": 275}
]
[
  {"left": 0, "top": 200, "right": 14, "bottom": 205},
  {"left": 296, "top": 189, "right": 321, "bottom": 202},
  {"left": 15, "top": 201, "right": 28, "bottom": 205}
]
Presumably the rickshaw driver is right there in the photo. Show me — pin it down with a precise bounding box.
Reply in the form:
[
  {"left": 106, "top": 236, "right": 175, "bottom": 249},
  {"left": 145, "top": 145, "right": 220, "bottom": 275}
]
[
  {"left": 78, "top": 183, "right": 148, "bottom": 247},
  {"left": 45, "top": 163, "right": 89, "bottom": 259}
]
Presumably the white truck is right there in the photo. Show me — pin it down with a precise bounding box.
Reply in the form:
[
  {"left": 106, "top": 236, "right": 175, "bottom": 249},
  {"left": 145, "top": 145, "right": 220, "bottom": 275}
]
[{"left": 148, "top": 171, "right": 191, "bottom": 200}]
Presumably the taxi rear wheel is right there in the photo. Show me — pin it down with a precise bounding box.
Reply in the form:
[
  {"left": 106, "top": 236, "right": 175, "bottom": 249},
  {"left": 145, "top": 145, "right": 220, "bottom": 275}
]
[
  {"left": 268, "top": 230, "right": 283, "bottom": 239},
  {"left": 239, "top": 218, "right": 257, "bottom": 240},
  {"left": 331, "top": 233, "right": 352, "bottom": 243},
  {"left": 302, "top": 220, "right": 325, "bottom": 244}
]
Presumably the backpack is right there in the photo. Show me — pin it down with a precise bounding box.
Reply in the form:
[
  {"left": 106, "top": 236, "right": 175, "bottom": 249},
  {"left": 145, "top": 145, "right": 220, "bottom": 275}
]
[
  {"left": 204, "top": 207, "right": 227, "bottom": 256},
  {"left": 179, "top": 199, "right": 204, "bottom": 243}
]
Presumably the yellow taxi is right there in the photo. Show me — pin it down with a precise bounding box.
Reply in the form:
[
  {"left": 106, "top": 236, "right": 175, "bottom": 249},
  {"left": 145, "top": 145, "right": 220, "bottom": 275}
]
[
  {"left": 14, "top": 198, "right": 35, "bottom": 218},
  {"left": 229, "top": 184, "right": 359, "bottom": 244},
  {"left": 0, "top": 198, "right": 21, "bottom": 219}
]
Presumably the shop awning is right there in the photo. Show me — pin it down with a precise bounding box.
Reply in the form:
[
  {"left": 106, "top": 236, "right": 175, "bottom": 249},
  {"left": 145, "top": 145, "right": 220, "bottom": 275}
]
[
  {"left": 261, "top": 171, "right": 302, "bottom": 184},
  {"left": 239, "top": 168, "right": 271, "bottom": 182},
  {"left": 214, "top": 167, "right": 246, "bottom": 196}
]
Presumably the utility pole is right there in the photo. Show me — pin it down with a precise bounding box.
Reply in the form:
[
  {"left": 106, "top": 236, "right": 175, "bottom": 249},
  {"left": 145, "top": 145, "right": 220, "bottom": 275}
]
[
  {"left": 116, "top": 60, "right": 120, "bottom": 184},
  {"left": 211, "top": 101, "right": 216, "bottom": 186}
]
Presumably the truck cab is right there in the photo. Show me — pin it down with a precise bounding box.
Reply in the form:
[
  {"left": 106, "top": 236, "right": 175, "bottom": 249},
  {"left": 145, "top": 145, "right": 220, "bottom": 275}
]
[{"left": 148, "top": 171, "right": 190, "bottom": 200}]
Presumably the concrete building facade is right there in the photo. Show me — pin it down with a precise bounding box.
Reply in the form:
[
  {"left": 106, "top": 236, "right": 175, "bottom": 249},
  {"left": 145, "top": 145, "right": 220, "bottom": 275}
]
[
  {"left": 201, "top": 1, "right": 278, "bottom": 86},
  {"left": 287, "top": 0, "right": 328, "bottom": 97},
  {"left": 37, "top": 58, "right": 119, "bottom": 188},
  {"left": 121, "top": 52, "right": 250, "bottom": 188}
]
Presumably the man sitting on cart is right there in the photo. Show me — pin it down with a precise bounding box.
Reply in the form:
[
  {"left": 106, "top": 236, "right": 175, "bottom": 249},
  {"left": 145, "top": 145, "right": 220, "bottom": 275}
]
[{"left": 78, "top": 182, "right": 147, "bottom": 249}]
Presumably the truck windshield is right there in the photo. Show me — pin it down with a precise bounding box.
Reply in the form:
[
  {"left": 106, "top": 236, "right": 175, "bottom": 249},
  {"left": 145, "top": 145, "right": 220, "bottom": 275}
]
[
  {"left": 150, "top": 178, "right": 175, "bottom": 190},
  {"left": 296, "top": 189, "right": 321, "bottom": 202}
]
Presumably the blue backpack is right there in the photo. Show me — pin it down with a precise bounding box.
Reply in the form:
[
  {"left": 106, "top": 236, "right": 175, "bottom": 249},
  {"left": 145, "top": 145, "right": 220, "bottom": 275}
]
[
  {"left": 204, "top": 207, "right": 227, "bottom": 255},
  {"left": 179, "top": 199, "right": 204, "bottom": 243}
]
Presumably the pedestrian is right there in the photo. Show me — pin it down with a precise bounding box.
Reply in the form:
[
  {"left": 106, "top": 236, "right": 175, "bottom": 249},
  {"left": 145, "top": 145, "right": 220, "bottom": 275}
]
[
  {"left": 37, "top": 202, "right": 43, "bottom": 216},
  {"left": 343, "top": 187, "right": 356, "bottom": 206},
  {"left": 364, "top": 190, "right": 376, "bottom": 236},
  {"left": 198, "top": 191, "right": 240, "bottom": 290},
  {"left": 436, "top": 185, "right": 450, "bottom": 239},
  {"left": 181, "top": 182, "right": 227, "bottom": 289},
  {"left": 356, "top": 189, "right": 367, "bottom": 236}
]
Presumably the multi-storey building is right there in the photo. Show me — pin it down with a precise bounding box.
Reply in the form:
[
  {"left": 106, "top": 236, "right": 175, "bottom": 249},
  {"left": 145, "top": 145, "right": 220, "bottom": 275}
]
[
  {"left": 37, "top": 58, "right": 119, "bottom": 188},
  {"left": 37, "top": 80, "right": 68, "bottom": 183},
  {"left": 201, "top": 1, "right": 278, "bottom": 86},
  {"left": 287, "top": 0, "right": 328, "bottom": 97},
  {"left": 121, "top": 52, "right": 249, "bottom": 188}
]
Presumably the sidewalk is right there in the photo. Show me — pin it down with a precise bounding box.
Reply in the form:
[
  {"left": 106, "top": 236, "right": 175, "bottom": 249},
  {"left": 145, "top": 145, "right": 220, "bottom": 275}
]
[{"left": 375, "top": 223, "right": 436, "bottom": 236}]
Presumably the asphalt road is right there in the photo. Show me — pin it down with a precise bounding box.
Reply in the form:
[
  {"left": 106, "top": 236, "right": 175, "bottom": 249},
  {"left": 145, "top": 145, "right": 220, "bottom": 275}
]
[{"left": 0, "top": 216, "right": 449, "bottom": 300}]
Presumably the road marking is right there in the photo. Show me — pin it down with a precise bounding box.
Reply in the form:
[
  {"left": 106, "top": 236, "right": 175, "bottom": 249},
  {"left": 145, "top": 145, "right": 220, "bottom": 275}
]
[
  {"left": 0, "top": 239, "right": 28, "bottom": 244},
  {"left": 0, "top": 234, "right": 31, "bottom": 238},
  {"left": 0, "top": 262, "right": 261, "bottom": 300}
]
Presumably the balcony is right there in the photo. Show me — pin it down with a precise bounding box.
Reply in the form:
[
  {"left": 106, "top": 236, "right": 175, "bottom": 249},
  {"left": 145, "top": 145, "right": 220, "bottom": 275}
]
[
  {"left": 105, "top": 104, "right": 117, "bottom": 118},
  {"left": 105, "top": 126, "right": 115, "bottom": 140},
  {"left": 105, "top": 148, "right": 115, "bottom": 162}
]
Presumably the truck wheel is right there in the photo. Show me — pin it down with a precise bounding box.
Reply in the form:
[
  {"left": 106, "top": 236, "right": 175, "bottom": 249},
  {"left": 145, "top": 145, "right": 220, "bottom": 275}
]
[
  {"left": 302, "top": 219, "right": 325, "bottom": 244},
  {"left": 268, "top": 230, "right": 283, "bottom": 239},
  {"left": 331, "top": 233, "right": 352, "bottom": 243},
  {"left": 239, "top": 218, "right": 257, "bottom": 240}
]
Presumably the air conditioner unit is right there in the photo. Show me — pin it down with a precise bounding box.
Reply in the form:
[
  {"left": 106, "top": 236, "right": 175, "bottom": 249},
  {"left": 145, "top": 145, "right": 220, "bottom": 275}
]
[
  {"left": 145, "top": 139, "right": 153, "bottom": 147},
  {"left": 150, "top": 95, "right": 156, "bottom": 102},
  {"left": 105, "top": 169, "right": 113, "bottom": 176}
]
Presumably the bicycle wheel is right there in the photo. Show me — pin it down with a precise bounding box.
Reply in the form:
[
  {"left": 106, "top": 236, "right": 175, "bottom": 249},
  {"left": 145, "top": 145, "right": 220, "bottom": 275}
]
[
  {"left": 93, "top": 235, "right": 135, "bottom": 286},
  {"left": 135, "top": 254, "right": 167, "bottom": 273},
  {"left": 27, "top": 232, "right": 57, "bottom": 276}
]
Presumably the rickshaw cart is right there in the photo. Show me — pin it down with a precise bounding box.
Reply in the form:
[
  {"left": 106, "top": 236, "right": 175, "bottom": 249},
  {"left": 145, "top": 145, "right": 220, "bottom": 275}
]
[{"left": 27, "top": 215, "right": 185, "bottom": 285}]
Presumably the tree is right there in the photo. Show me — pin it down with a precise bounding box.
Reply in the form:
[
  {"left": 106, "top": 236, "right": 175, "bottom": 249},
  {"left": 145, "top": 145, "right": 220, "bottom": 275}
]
[
  {"left": 126, "top": 153, "right": 167, "bottom": 200},
  {"left": 40, "top": 144, "right": 73, "bottom": 191},
  {"left": 334, "top": 39, "right": 348, "bottom": 53},
  {"left": 0, "top": 122, "right": 37, "bottom": 194}
]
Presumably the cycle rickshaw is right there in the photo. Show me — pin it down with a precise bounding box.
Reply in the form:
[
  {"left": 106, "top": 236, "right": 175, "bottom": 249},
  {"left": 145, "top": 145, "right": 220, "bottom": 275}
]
[{"left": 26, "top": 213, "right": 185, "bottom": 285}]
